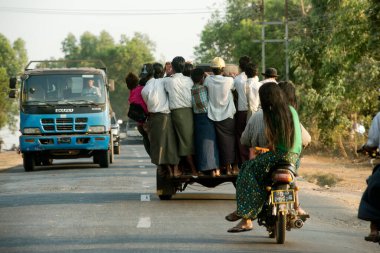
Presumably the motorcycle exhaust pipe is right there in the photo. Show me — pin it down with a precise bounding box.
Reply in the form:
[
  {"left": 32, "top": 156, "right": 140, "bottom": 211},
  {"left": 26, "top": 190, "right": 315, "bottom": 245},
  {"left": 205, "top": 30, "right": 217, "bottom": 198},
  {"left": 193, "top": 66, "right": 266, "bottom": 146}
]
[{"left": 293, "top": 219, "right": 304, "bottom": 228}]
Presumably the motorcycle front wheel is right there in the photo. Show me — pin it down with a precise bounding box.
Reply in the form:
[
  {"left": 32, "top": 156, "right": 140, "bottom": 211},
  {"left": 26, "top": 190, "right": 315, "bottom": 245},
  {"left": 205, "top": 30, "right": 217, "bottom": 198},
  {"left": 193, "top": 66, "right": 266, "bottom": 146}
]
[{"left": 275, "top": 211, "right": 286, "bottom": 244}]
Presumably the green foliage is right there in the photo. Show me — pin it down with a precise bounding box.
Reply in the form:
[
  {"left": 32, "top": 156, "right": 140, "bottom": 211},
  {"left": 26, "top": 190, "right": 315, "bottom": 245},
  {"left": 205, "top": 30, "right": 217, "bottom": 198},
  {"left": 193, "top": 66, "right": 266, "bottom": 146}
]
[
  {"left": 0, "top": 34, "right": 27, "bottom": 129},
  {"left": 291, "top": 0, "right": 380, "bottom": 152},
  {"left": 61, "top": 31, "right": 155, "bottom": 120}
]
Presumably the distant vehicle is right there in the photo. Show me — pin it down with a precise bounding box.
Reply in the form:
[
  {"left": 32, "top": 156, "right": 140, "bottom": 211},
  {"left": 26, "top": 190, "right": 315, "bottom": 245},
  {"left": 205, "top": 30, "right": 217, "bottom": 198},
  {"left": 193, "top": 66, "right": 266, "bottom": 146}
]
[
  {"left": 9, "top": 60, "right": 116, "bottom": 171},
  {"left": 111, "top": 113, "right": 122, "bottom": 155}
]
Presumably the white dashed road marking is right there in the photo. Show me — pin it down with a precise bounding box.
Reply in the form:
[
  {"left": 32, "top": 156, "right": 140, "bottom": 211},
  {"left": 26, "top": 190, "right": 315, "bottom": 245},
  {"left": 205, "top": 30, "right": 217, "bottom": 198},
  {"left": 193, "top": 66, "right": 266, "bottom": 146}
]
[{"left": 137, "top": 217, "right": 151, "bottom": 228}]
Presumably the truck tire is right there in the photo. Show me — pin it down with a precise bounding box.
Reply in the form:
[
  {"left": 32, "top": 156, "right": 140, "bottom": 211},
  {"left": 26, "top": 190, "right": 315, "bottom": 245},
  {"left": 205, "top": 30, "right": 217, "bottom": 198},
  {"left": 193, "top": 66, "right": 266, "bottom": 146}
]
[
  {"left": 156, "top": 166, "right": 176, "bottom": 200},
  {"left": 98, "top": 150, "right": 109, "bottom": 168},
  {"left": 114, "top": 144, "right": 120, "bottom": 155},
  {"left": 23, "top": 153, "right": 35, "bottom": 172},
  {"left": 110, "top": 135, "right": 114, "bottom": 163}
]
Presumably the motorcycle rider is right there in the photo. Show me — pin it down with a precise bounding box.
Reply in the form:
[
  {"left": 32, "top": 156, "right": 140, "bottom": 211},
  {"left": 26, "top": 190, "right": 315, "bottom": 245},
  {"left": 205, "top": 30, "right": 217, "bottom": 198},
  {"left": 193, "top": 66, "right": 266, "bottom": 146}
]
[
  {"left": 226, "top": 82, "right": 302, "bottom": 233},
  {"left": 358, "top": 111, "right": 380, "bottom": 243}
]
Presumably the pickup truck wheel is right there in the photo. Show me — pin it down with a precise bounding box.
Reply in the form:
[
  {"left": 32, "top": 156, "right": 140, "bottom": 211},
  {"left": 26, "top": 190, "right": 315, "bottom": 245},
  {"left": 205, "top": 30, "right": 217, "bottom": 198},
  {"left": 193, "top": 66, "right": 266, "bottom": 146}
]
[
  {"left": 114, "top": 144, "right": 120, "bottom": 155},
  {"left": 23, "top": 153, "right": 35, "bottom": 172},
  {"left": 98, "top": 150, "right": 109, "bottom": 168},
  {"left": 110, "top": 135, "right": 114, "bottom": 163}
]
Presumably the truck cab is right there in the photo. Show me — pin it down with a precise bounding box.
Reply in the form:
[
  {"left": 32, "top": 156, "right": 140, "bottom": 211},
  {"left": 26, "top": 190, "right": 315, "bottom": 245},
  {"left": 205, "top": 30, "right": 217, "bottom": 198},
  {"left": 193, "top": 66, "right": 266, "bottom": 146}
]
[{"left": 9, "top": 60, "right": 115, "bottom": 171}]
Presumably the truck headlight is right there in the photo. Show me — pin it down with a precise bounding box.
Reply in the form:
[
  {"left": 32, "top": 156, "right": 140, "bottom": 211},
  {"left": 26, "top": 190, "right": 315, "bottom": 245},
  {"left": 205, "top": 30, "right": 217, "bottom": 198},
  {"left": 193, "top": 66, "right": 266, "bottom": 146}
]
[
  {"left": 23, "top": 128, "right": 41, "bottom": 134},
  {"left": 88, "top": 126, "right": 105, "bottom": 133}
]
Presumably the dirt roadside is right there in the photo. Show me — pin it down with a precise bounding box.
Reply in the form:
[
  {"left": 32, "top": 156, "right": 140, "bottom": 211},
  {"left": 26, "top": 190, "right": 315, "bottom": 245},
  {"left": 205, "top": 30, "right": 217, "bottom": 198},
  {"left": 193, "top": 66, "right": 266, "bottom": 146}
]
[{"left": 0, "top": 151, "right": 372, "bottom": 210}]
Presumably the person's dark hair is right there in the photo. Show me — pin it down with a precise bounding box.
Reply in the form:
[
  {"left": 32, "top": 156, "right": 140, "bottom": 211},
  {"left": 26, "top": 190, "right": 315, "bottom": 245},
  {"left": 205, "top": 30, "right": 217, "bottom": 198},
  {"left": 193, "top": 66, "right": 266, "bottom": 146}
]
[
  {"left": 245, "top": 63, "right": 258, "bottom": 78},
  {"left": 139, "top": 63, "right": 154, "bottom": 86},
  {"left": 125, "top": 72, "right": 139, "bottom": 90},
  {"left": 191, "top": 68, "right": 205, "bottom": 84},
  {"left": 259, "top": 82, "right": 294, "bottom": 150},
  {"left": 212, "top": 67, "right": 223, "bottom": 75},
  {"left": 183, "top": 62, "right": 194, "bottom": 77},
  {"left": 278, "top": 81, "right": 298, "bottom": 110},
  {"left": 239, "top": 55, "right": 251, "bottom": 72},
  {"left": 153, "top": 62, "right": 164, "bottom": 79},
  {"left": 171, "top": 56, "right": 186, "bottom": 73}
]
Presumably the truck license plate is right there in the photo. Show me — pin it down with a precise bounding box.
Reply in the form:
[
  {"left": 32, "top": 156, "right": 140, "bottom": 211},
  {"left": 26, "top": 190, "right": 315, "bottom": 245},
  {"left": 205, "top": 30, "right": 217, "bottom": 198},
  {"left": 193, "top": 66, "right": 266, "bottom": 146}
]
[
  {"left": 271, "top": 190, "right": 294, "bottom": 204},
  {"left": 58, "top": 137, "right": 71, "bottom": 144}
]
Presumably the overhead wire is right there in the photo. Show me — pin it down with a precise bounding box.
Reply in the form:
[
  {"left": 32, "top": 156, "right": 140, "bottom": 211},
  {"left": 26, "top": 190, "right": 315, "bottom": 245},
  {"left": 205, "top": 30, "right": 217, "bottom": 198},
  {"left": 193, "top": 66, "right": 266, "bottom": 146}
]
[{"left": 0, "top": 6, "right": 223, "bottom": 16}]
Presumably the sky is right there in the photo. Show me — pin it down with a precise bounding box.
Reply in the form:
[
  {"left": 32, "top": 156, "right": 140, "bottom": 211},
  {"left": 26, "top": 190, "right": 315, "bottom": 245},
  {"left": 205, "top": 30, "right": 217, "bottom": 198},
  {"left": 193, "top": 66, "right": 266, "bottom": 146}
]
[{"left": 0, "top": 0, "right": 226, "bottom": 63}]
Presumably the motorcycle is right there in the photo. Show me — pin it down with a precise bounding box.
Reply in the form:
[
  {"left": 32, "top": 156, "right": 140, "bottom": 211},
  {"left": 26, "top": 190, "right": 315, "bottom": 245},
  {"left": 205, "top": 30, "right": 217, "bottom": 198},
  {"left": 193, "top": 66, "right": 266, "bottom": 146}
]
[{"left": 257, "top": 161, "right": 309, "bottom": 244}]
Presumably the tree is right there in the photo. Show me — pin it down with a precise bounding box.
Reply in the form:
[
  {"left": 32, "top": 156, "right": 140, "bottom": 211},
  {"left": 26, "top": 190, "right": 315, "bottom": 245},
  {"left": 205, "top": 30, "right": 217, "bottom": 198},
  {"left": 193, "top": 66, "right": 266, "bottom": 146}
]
[
  {"left": 290, "top": 0, "right": 379, "bottom": 155},
  {"left": 61, "top": 31, "right": 155, "bottom": 120},
  {"left": 194, "top": 0, "right": 304, "bottom": 72},
  {"left": 0, "top": 34, "right": 27, "bottom": 129}
]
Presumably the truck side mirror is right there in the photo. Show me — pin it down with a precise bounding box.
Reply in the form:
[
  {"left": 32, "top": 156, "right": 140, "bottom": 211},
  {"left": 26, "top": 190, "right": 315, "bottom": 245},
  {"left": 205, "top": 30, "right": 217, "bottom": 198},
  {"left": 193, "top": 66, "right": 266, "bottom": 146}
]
[
  {"left": 9, "top": 89, "right": 18, "bottom": 98},
  {"left": 108, "top": 79, "right": 115, "bottom": 92},
  {"left": 9, "top": 77, "right": 17, "bottom": 89}
]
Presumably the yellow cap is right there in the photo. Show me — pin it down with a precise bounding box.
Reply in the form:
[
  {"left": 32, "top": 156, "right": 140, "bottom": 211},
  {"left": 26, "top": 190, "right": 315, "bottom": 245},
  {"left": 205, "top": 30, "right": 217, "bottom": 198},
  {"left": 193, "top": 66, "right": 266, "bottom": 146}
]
[{"left": 210, "top": 57, "right": 225, "bottom": 68}]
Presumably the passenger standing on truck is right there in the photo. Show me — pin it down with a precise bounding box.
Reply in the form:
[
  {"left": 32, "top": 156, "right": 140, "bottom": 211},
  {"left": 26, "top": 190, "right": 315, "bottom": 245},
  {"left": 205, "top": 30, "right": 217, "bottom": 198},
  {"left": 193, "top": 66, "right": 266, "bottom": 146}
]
[
  {"left": 233, "top": 56, "right": 251, "bottom": 165},
  {"left": 204, "top": 57, "right": 238, "bottom": 175},
  {"left": 191, "top": 67, "right": 220, "bottom": 177},
  {"left": 126, "top": 70, "right": 150, "bottom": 155},
  {"left": 164, "top": 56, "right": 198, "bottom": 177},
  {"left": 261, "top": 67, "right": 279, "bottom": 84},
  {"left": 245, "top": 62, "right": 261, "bottom": 119},
  {"left": 226, "top": 82, "right": 302, "bottom": 233},
  {"left": 141, "top": 62, "right": 180, "bottom": 175}
]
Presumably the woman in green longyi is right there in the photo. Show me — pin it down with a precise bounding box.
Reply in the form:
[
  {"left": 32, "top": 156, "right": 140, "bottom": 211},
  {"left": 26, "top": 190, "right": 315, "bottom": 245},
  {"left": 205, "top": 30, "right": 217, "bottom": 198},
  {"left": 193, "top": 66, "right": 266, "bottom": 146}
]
[{"left": 226, "top": 82, "right": 303, "bottom": 233}]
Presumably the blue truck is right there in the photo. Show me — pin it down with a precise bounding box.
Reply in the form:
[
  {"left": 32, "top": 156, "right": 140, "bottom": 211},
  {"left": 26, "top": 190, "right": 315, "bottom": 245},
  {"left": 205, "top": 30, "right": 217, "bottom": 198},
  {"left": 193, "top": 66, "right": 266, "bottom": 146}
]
[{"left": 9, "top": 60, "right": 116, "bottom": 171}]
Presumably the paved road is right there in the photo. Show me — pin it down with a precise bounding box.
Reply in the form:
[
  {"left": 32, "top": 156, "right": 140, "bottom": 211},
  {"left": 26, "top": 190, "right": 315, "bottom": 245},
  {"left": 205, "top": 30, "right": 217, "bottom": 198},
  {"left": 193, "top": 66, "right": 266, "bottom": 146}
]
[{"left": 0, "top": 138, "right": 378, "bottom": 253}]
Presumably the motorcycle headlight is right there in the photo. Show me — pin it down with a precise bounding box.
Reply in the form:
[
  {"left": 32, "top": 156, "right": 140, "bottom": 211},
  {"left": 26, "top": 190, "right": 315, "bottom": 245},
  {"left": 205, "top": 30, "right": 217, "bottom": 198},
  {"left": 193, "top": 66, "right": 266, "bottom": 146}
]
[
  {"left": 23, "top": 127, "right": 41, "bottom": 134},
  {"left": 88, "top": 125, "right": 105, "bottom": 133}
]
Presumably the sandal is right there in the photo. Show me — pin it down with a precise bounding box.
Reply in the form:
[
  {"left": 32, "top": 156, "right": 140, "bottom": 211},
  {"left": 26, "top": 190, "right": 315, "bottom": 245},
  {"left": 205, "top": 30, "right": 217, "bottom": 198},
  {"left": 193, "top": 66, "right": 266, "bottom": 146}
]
[
  {"left": 364, "top": 233, "right": 380, "bottom": 242},
  {"left": 228, "top": 226, "right": 252, "bottom": 233},
  {"left": 227, "top": 218, "right": 253, "bottom": 233},
  {"left": 225, "top": 211, "right": 242, "bottom": 222}
]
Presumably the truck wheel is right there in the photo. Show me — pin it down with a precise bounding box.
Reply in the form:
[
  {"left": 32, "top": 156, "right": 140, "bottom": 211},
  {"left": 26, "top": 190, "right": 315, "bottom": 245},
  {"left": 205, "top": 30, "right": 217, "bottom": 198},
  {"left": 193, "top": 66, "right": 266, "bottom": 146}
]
[
  {"left": 114, "top": 144, "right": 120, "bottom": 155},
  {"left": 110, "top": 135, "right": 114, "bottom": 163},
  {"left": 98, "top": 150, "right": 109, "bottom": 168},
  {"left": 156, "top": 165, "right": 176, "bottom": 200},
  {"left": 23, "top": 153, "right": 35, "bottom": 172}
]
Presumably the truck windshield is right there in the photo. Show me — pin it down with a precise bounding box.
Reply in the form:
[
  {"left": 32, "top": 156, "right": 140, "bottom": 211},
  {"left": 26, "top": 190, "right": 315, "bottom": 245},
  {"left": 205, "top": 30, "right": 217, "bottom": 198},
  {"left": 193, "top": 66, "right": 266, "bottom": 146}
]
[{"left": 21, "top": 74, "right": 106, "bottom": 105}]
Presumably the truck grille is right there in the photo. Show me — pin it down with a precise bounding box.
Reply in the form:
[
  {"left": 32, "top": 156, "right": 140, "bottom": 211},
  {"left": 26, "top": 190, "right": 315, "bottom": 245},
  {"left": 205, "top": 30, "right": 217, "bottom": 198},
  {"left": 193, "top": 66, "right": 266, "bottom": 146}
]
[{"left": 41, "top": 117, "right": 88, "bottom": 133}]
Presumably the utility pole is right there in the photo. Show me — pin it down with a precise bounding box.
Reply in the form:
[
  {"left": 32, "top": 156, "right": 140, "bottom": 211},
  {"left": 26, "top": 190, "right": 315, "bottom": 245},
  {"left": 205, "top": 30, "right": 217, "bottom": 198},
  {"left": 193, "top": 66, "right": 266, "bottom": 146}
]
[{"left": 255, "top": 0, "right": 292, "bottom": 81}]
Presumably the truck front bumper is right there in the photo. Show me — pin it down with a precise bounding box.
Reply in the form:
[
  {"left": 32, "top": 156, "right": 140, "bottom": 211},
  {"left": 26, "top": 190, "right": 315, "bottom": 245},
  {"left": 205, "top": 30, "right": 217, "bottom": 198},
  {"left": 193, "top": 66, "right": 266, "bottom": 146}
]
[{"left": 20, "top": 134, "right": 110, "bottom": 152}]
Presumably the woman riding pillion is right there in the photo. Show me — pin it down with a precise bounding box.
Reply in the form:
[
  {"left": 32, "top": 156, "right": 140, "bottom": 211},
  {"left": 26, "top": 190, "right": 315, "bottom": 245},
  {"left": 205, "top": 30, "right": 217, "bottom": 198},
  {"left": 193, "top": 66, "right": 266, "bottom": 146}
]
[{"left": 226, "top": 82, "right": 303, "bottom": 233}]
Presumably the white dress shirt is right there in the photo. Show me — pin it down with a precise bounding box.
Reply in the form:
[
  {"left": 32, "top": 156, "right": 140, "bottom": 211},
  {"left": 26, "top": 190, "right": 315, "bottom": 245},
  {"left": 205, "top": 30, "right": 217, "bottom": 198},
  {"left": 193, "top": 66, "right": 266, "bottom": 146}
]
[
  {"left": 204, "top": 75, "right": 236, "bottom": 121},
  {"left": 246, "top": 76, "right": 262, "bottom": 113},
  {"left": 233, "top": 72, "right": 248, "bottom": 111},
  {"left": 163, "top": 73, "right": 193, "bottom": 110},
  {"left": 141, "top": 78, "right": 170, "bottom": 114}
]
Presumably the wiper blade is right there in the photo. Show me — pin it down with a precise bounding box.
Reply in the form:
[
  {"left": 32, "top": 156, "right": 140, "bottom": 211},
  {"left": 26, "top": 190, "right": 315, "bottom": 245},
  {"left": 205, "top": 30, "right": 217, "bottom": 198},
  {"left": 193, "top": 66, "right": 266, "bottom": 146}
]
[
  {"left": 25, "top": 101, "right": 54, "bottom": 107},
  {"left": 73, "top": 100, "right": 99, "bottom": 106}
]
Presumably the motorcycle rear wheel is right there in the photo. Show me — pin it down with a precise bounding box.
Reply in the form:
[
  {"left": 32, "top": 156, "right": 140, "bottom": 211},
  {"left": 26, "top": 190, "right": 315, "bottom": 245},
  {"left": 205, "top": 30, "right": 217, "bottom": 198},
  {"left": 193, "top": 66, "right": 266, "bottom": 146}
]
[{"left": 275, "top": 212, "right": 286, "bottom": 244}]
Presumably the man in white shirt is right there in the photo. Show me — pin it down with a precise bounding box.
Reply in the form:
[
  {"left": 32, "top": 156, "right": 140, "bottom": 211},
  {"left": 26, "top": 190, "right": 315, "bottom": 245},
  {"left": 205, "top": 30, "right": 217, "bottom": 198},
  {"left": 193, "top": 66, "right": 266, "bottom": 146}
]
[
  {"left": 204, "top": 57, "right": 238, "bottom": 175},
  {"left": 359, "top": 111, "right": 380, "bottom": 243},
  {"left": 233, "top": 56, "right": 251, "bottom": 164},
  {"left": 164, "top": 56, "right": 197, "bottom": 176},
  {"left": 246, "top": 63, "right": 262, "bottom": 118}
]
